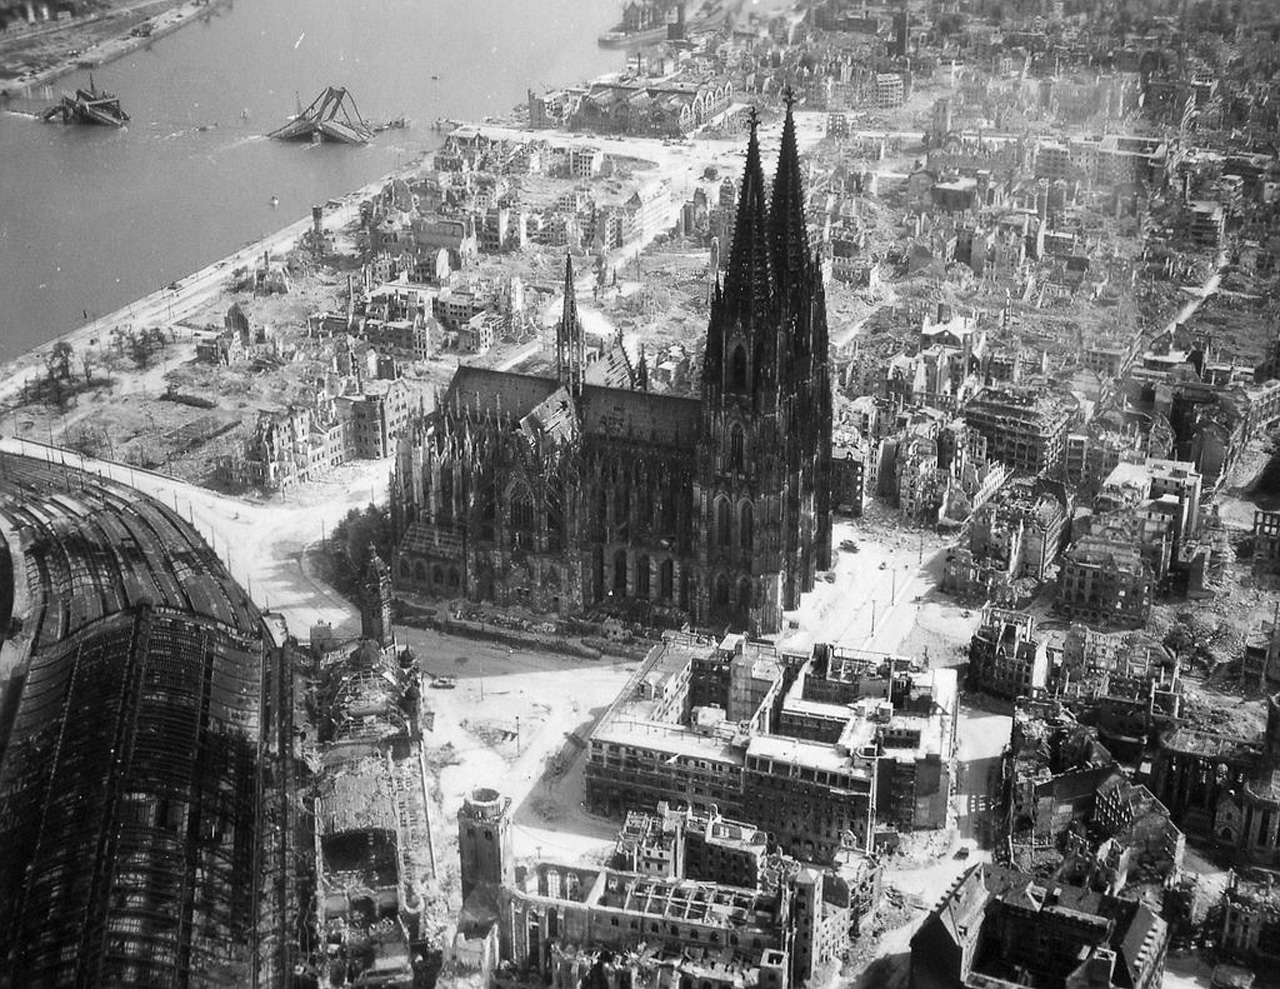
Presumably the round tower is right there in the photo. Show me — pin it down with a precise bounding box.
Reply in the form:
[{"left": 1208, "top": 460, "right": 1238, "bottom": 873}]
[{"left": 458, "top": 787, "right": 513, "bottom": 899}]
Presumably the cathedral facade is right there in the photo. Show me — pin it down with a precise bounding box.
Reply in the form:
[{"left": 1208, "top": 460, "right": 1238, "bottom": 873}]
[{"left": 390, "top": 103, "right": 832, "bottom": 634}]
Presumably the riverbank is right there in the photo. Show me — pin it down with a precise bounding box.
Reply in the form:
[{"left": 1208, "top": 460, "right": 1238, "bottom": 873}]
[
  {"left": 0, "top": 0, "right": 231, "bottom": 99},
  {"left": 0, "top": 145, "right": 429, "bottom": 416}
]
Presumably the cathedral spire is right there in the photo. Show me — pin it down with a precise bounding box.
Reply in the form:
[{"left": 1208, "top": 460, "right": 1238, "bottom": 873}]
[
  {"left": 769, "top": 89, "right": 810, "bottom": 296},
  {"left": 636, "top": 343, "right": 649, "bottom": 392},
  {"left": 556, "top": 253, "right": 584, "bottom": 398},
  {"left": 702, "top": 273, "right": 724, "bottom": 386},
  {"left": 723, "top": 108, "right": 773, "bottom": 323}
]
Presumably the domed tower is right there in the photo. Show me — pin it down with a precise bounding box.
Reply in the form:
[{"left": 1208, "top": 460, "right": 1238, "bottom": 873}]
[{"left": 458, "top": 787, "right": 513, "bottom": 899}]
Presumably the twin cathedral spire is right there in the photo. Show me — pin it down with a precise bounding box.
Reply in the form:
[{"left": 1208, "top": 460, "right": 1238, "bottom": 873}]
[{"left": 704, "top": 94, "right": 826, "bottom": 397}]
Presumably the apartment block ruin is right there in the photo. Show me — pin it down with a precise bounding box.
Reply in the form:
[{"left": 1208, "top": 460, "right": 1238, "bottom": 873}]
[
  {"left": 943, "top": 478, "right": 1070, "bottom": 603},
  {"left": 967, "top": 607, "right": 1051, "bottom": 700},
  {"left": 585, "top": 632, "right": 957, "bottom": 861},
  {"left": 1220, "top": 869, "right": 1280, "bottom": 971},
  {"left": 1055, "top": 519, "right": 1156, "bottom": 629},
  {"left": 961, "top": 386, "right": 1077, "bottom": 477}
]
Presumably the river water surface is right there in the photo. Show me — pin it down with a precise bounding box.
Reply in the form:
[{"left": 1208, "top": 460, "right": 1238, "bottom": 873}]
[{"left": 0, "top": 0, "right": 624, "bottom": 358}]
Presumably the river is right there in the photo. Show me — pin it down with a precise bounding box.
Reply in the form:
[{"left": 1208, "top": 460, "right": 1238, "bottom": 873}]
[{"left": 0, "top": 0, "right": 624, "bottom": 360}]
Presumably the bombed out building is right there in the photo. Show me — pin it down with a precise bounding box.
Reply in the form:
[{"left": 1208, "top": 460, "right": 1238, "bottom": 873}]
[
  {"left": 389, "top": 102, "right": 833, "bottom": 635},
  {"left": 458, "top": 787, "right": 881, "bottom": 989},
  {"left": 584, "top": 631, "right": 958, "bottom": 861}
]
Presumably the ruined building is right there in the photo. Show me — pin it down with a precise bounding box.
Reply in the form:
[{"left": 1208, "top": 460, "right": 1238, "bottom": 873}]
[
  {"left": 584, "top": 632, "right": 958, "bottom": 860},
  {"left": 910, "top": 863, "right": 1168, "bottom": 989},
  {"left": 1153, "top": 689, "right": 1280, "bottom": 866},
  {"left": 389, "top": 102, "right": 833, "bottom": 634},
  {"left": 457, "top": 788, "right": 881, "bottom": 989}
]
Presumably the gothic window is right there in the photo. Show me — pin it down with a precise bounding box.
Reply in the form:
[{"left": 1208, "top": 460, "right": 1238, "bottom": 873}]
[
  {"left": 613, "top": 550, "right": 628, "bottom": 596},
  {"left": 511, "top": 489, "right": 535, "bottom": 551},
  {"left": 737, "top": 578, "right": 751, "bottom": 613},
  {"left": 440, "top": 468, "right": 454, "bottom": 520},
  {"left": 715, "top": 575, "right": 731, "bottom": 607},
  {"left": 637, "top": 481, "right": 652, "bottom": 530},
  {"left": 717, "top": 498, "right": 731, "bottom": 547},
  {"left": 637, "top": 556, "right": 651, "bottom": 599},
  {"left": 414, "top": 561, "right": 427, "bottom": 583},
  {"left": 546, "top": 480, "right": 564, "bottom": 553},
  {"left": 433, "top": 566, "right": 444, "bottom": 587},
  {"left": 730, "top": 424, "right": 745, "bottom": 471},
  {"left": 740, "top": 502, "right": 754, "bottom": 551},
  {"left": 448, "top": 569, "right": 460, "bottom": 592},
  {"left": 660, "top": 560, "right": 674, "bottom": 600},
  {"left": 598, "top": 485, "right": 608, "bottom": 530},
  {"left": 399, "top": 559, "right": 410, "bottom": 578},
  {"left": 661, "top": 483, "right": 677, "bottom": 534},
  {"left": 730, "top": 345, "right": 747, "bottom": 391}
]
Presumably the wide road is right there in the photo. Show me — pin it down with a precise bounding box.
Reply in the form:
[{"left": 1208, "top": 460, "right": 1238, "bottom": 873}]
[{"left": 0, "top": 435, "right": 385, "bottom": 637}]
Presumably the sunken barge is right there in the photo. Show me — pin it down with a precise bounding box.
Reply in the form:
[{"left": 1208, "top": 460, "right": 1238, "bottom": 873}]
[{"left": 40, "top": 76, "right": 129, "bottom": 127}]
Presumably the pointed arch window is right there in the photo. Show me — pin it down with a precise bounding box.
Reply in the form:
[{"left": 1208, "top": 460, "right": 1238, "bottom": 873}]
[
  {"left": 440, "top": 467, "right": 454, "bottom": 520},
  {"left": 715, "top": 575, "right": 731, "bottom": 607},
  {"left": 613, "top": 550, "right": 628, "bottom": 595},
  {"left": 546, "top": 479, "right": 564, "bottom": 553},
  {"left": 716, "top": 498, "right": 731, "bottom": 547},
  {"left": 740, "top": 502, "right": 754, "bottom": 552},
  {"left": 511, "top": 489, "right": 535, "bottom": 551},
  {"left": 730, "top": 424, "right": 745, "bottom": 471},
  {"left": 730, "top": 345, "right": 747, "bottom": 391}
]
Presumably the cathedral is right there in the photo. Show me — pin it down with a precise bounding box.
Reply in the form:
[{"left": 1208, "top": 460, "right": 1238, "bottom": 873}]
[{"left": 389, "top": 101, "right": 832, "bottom": 634}]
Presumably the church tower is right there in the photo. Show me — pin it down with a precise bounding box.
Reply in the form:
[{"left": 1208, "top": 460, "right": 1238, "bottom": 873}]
[
  {"left": 361, "top": 547, "right": 394, "bottom": 647},
  {"left": 556, "top": 254, "right": 585, "bottom": 399},
  {"left": 696, "top": 96, "right": 832, "bottom": 634}
]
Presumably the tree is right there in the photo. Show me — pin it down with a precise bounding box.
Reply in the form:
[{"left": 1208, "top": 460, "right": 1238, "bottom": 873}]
[
  {"left": 81, "top": 349, "right": 95, "bottom": 383},
  {"left": 333, "top": 504, "right": 393, "bottom": 579},
  {"left": 128, "top": 326, "right": 169, "bottom": 368},
  {"left": 46, "top": 341, "right": 74, "bottom": 383}
]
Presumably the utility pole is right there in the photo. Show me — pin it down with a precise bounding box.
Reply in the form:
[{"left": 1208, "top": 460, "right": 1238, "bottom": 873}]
[{"left": 870, "top": 600, "right": 876, "bottom": 635}]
